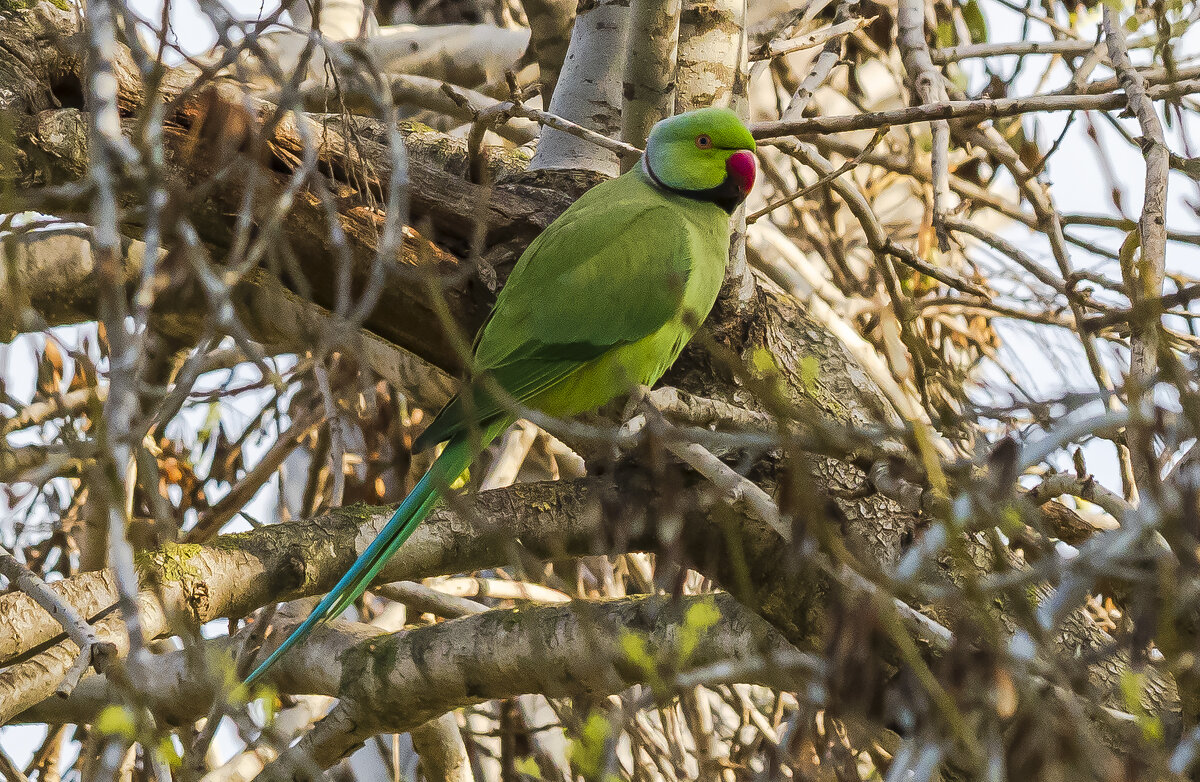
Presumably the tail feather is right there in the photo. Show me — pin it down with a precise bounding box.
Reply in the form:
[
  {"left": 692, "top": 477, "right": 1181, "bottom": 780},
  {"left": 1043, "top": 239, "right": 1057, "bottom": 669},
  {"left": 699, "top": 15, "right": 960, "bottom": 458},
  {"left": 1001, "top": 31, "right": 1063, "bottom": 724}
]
[{"left": 243, "top": 422, "right": 503, "bottom": 686}]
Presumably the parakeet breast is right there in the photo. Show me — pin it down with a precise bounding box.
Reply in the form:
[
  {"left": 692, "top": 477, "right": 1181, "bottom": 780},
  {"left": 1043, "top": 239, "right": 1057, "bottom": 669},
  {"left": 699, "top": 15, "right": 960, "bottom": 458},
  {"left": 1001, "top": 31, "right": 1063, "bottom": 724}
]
[{"left": 528, "top": 172, "right": 730, "bottom": 418}]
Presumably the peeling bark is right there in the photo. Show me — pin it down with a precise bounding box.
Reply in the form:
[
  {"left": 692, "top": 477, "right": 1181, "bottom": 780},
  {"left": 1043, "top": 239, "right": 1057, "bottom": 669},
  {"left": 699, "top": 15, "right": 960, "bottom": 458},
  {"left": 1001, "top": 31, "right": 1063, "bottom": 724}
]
[{"left": 675, "top": 0, "right": 747, "bottom": 113}]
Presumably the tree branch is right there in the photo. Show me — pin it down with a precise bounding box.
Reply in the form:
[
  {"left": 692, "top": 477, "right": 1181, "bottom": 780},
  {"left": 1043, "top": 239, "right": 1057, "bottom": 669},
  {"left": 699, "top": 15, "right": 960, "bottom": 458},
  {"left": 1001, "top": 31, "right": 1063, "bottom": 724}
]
[
  {"left": 752, "top": 80, "right": 1200, "bottom": 138},
  {"left": 1103, "top": 6, "right": 1169, "bottom": 496},
  {"left": 259, "top": 594, "right": 808, "bottom": 777},
  {"left": 0, "top": 548, "right": 117, "bottom": 697},
  {"left": 621, "top": 0, "right": 682, "bottom": 163}
]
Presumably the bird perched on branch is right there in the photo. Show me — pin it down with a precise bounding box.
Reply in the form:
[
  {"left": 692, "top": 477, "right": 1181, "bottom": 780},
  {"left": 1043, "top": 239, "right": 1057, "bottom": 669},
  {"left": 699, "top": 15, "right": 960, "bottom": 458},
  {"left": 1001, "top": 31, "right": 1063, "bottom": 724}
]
[{"left": 245, "top": 106, "right": 757, "bottom": 685}]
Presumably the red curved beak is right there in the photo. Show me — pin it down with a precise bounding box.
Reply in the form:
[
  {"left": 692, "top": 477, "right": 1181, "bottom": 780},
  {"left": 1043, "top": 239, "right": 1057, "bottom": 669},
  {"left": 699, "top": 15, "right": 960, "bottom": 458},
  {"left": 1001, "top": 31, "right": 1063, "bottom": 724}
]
[{"left": 726, "top": 150, "right": 757, "bottom": 196}]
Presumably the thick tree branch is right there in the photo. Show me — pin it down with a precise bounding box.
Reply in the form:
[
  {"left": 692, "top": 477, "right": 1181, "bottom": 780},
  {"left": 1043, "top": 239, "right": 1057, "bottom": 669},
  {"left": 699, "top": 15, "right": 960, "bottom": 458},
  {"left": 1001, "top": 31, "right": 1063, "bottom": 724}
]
[
  {"left": 529, "top": 0, "right": 629, "bottom": 175},
  {"left": 18, "top": 593, "right": 812, "bottom": 779},
  {"left": 0, "top": 10, "right": 556, "bottom": 371},
  {"left": 260, "top": 594, "right": 808, "bottom": 777},
  {"left": 0, "top": 470, "right": 811, "bottom": 726},
  {"left": 621, "top": 0, "right": 682, "bottom": 163},
  {"left": 1103, "top": 7, "right": 1169, "bottom": 497},
  {"left": 0, "top": 232, "right": 456, "bottom": 412},
  {"left": 0, "top": 548, "right": 116, "bottom": 697},
  {"left": 521, "top": 0, "right": 575, "bottom": 106},
  {"left": 0, "top": 481, "right": 594, "bottom": 669},
  {"left": 675, "top": 0, "right": 746, "bottom": 113}
]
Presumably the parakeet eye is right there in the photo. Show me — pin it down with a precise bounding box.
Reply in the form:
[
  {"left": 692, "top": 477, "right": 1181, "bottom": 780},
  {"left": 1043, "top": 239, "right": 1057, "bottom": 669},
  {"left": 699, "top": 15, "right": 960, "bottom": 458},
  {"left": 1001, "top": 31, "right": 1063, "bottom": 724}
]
[{"left": 695, "top": 134, "right": 713, "bottom": 149}]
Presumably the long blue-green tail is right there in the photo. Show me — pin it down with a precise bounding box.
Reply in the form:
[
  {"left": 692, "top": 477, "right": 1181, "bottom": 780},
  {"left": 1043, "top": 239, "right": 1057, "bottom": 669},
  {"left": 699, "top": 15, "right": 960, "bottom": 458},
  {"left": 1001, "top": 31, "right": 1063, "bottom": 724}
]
[{"left": 244, "top": 424, "right": 502, "bottom": 686}]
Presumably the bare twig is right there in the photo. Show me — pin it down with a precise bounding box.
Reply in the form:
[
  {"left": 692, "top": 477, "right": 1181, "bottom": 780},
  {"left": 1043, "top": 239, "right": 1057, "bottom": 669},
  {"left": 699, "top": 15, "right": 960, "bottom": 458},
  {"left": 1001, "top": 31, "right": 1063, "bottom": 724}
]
[
  {"left": 314, "top": 363, "right": 346, "bottom": 509},
  {"left": 667, "top": 440, "right": 787, "bottom": 536},
  {"left": 931, "top": 36, "right": 1152, "bottom": 62},
  {"left": 754, "top": 16, "right": 870, "bottom": 62},
  {"left": 1027, "top": 473, "right": 1131, "bottom": 521},
  {"left": 441, "top": 81, "right": 643, "bottom": 161},
  {"left": 184, "top": 406, "right": 325, "bottom": 542},
  {"left": 753, "top": 80, "right": 1200, "bottom": 138},
  {"left": 897, "top": 0, "right": 952, "bottom": 251},
  {"left": 375, "top": 581, "right": 488, "bottom": 618},
  {"left": 0, "top": 548, "right": 116, "bottom": 697},
  {"left": 1, "top": 387, "right": 106, "bottom": 436},
  {"left": 778, "top": 140, "right": 988, "bottom": 298},
  {"left": 748, "top": 126, "right": 887, "bottom": 222},
  {"left": 784, "top": 0, "right": 859, "bottom": 119},
  {"left": 85, "top": 0, "right": 151, "bottom": 674}
]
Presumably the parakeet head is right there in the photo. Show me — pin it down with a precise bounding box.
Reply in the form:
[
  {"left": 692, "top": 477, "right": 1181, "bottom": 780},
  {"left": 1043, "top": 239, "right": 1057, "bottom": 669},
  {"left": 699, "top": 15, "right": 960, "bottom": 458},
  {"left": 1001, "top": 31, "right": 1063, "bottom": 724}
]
[{"left": 643, "top": 107, "right": 757, "bottom": 213}]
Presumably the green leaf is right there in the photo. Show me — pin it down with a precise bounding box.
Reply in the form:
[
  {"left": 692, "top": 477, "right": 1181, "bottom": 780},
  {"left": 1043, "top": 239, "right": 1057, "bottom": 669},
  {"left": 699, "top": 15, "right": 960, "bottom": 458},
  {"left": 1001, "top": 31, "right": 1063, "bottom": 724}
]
[
  {"left": 935, "top": 20, "right": 956, "bottom": 48},
  {"left": 678, "top": 598, "right": 721, "bottom": 662},
  {"left": 515, "top": 757, "right": 544, "bottom": 778},
  {"left": 569, "top": 711, "right": 619, "bottom": 780},
  {"left": 963, "top": 0, "right": 988, "bottom": 43},
  {"left": 96, "top": 705, "right": 137, "bottom": 739},
  {"left": 1119, "top": 228, "right": 1142, "bottom": 281},
  {"left": 751, "top": 348, "right": 778, "bottom": 376},
  {"left": 158, "top": 737, "right": 182, "bottom": 770}
]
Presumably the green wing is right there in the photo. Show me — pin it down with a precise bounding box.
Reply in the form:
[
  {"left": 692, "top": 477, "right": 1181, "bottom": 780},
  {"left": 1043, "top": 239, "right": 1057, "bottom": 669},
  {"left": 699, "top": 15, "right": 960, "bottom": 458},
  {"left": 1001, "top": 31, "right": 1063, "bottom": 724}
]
[{"left": 414, "top": 173, "right": 695, "bottom": 451}]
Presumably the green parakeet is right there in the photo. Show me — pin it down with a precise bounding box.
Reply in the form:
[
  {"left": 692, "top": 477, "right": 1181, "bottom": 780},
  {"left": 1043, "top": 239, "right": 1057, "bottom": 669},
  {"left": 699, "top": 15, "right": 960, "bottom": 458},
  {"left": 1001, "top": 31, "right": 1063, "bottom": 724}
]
[{"left": 245, "top": 106, "right": 757, "bottom": 684}]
